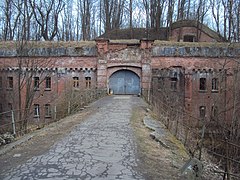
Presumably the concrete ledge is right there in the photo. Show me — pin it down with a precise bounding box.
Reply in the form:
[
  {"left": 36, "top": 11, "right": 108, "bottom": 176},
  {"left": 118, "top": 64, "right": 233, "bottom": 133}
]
[
  {"left": 152, "top": 46, "right": 240, "bottom": 58},
  {"left": 143, "top": 116, "right": 169, "bottom": 148},
  {"left": 150, "top": 131, "right": 170, "bottom": 149}
]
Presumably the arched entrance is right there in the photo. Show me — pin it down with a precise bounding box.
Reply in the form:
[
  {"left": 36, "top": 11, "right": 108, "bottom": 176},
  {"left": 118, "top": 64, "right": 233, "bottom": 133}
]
[{"left": 109, "top": 70, "right": 140, "bottom": 95}]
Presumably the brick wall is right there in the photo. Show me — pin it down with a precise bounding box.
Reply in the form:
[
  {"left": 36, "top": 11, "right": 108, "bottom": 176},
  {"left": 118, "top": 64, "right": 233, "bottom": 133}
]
[{"left": 0, "top": 39, "right": 240, "bottom": 129}]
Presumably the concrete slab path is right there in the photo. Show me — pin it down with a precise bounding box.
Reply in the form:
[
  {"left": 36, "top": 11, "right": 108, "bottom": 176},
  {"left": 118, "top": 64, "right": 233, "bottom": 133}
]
[{"left": 1, "top": 96, "right": 145, "bottom": 180}]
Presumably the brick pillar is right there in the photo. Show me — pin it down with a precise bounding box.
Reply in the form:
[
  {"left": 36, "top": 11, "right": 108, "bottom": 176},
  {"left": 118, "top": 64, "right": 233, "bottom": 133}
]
[
  {"left": 140, "top": 39, "right": 154, "bottom": 101},
  {"left": 95, "top": 38, "right": 109, "bottom": 89}
]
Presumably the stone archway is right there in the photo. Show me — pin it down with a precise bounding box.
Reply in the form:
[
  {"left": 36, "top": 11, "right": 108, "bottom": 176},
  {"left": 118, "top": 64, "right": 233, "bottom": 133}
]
[{"left": 109, "top": 70, "right": 140, "bottom": 95}]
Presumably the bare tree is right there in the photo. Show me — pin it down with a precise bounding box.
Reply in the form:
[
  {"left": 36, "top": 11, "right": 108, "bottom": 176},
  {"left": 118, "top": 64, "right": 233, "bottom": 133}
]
[
  {"left": 15, "top": 40, "right": 54, "bottom": 132},
  {"left": 177, "top": 0, "right": 186, "bottom": 20},
  {"left": 29, "top": 0, "right": 65, "bottom": 41},
  {"left": 2, "top": 0, "right": 21, "bottom": 40},
  {"left": 78, "top": 0, "right": 92, "bottom": 40},
  {"left": 102, "top": 0, "right": 125, "bottom": 32}
]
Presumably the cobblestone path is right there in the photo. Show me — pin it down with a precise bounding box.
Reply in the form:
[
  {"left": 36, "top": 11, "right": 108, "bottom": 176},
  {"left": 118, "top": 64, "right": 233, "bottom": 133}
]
[{"left": 2, "top": 96, "right": 145, "bottom": 180}]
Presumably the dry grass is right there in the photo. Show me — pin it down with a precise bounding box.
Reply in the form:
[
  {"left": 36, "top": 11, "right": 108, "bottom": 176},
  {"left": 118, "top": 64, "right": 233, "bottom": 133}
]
[
  {"left": 110, "top": 39, "right": 140, "bottom": 44},
  {"left": 130, "top": 106, "right": 188, "bottom": 180},
  {"left": 1, "top": 39, "right": 238, "bottom": 50},
  {"left": 154, "top": 40, "right": 240, "bottom": 48},
  {"left": 0, "top": 41, "right": 96, "bottom": 49}
]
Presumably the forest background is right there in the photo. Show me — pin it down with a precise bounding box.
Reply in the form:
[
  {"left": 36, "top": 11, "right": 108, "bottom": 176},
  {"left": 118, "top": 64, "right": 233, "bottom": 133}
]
[{"left": 0, "top": 0, "right": 239, "bottom": 42}]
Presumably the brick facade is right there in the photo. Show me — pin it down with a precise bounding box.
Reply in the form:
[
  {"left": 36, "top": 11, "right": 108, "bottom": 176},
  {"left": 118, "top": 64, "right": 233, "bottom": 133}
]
[{"left": 0, "top": 29, "right": 239, "bottom": 127}]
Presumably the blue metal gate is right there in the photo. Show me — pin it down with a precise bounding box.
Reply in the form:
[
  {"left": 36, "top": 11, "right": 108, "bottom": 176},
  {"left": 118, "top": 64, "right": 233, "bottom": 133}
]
[{"left": 109, "top": 70, "right": 140, "bottom": 95}]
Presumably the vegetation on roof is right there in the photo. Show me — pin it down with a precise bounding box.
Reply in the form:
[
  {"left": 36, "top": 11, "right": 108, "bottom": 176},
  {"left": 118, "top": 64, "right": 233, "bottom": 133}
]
[
  {"left": 0, "top": 41, "right": 96, "bottom": 50},
  {"left": 109, "top": 39, "right": 140, "bottom": 44},
  {"left": 0, "top": 40, "right": 239, "bottom": 50},
  {"left": 154, "top": 40, "right": 240, "bottom": 48}
]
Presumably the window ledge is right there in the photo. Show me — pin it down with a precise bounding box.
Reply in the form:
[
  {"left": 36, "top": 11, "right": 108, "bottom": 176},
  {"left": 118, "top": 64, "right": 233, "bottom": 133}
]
[
  {"left": 45, "top": 88, "right": 51, "bottom": 91},
  {"left": 6, "top": 88, "right": 13, "bottom": 91},
  {"left": 199, "top": 90, "right": 207, "bottom": 93},
  {"left": 45, "top": 116, "right": 51, "bottom": 118},
  {"left": 211, "top": 90, "right": 219, "bottom": 93}
]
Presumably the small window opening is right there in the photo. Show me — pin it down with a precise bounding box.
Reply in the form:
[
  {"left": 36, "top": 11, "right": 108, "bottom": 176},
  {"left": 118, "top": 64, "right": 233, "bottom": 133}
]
[
  {"left": 212, "top": 78, "right": 218, "bottom": 91},
  {"left": 171, "top": 77, "right": 177, "bottom": 90},
  {"left": 199, "top": 78, "right": 206, "bottom": 91},
  {"left": 73, "top": 77, "right": 79, "bottom": 88},
  {"left": 34, "top": 77, "right": 40, "bottom": 90},
  {"left": 211, "top": 106, "right": 218, "bottom": 120},
  {"left": 0, "top": 77, "right": 2, "bottom": 89},
  {"left": 45, "top": 77, "right": 51, "bottom": 89},
  {"left": 7, "top": 77, "right": 13, "bottom": 89},
  {"left": 158, "top": 77, "right": 164, "bottom": 89},
  {"left": 85, "top": 77, "right": 91, "bottom": 88},
  {"left": 199, "top": 106, "right": 206, "bottom": 118},
  {"left": 34, "top": 104, "right": 40, "bottom": 117},
  {"left": 45, "top": 104, "right": 51, "bottom": 117},
  {"left": 183, "top": 35, "right": 196, "bottom": 42}
]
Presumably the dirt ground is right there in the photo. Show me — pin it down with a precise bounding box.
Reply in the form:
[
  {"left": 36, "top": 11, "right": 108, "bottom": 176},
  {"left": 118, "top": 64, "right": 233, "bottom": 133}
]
[{"left": 0, "top": 108, "right": 94, "bottom": 175}]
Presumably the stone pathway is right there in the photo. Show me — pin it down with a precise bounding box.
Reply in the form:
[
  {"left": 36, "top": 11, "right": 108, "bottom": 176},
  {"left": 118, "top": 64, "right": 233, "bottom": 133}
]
[{"left": 1, "top": 96, "right": 144, "bottom": 180}]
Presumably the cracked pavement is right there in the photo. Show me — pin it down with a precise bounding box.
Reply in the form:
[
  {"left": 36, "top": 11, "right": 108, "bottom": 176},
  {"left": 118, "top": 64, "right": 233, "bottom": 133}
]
[{"left": 1, "top": 96, "right": 145, "bottom": 180}]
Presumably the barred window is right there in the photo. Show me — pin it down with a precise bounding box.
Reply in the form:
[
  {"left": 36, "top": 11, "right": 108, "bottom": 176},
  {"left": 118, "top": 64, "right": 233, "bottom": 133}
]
[
  {"left": 34, "top": 77, "right": 40, "bottom": 90},
  {"left": 45, "top": 104, "right": 51, "bottom": 117},
  {"left": 212, "top": 78, "right": 218, "bottom": 91},
  {"left": 85, "top": 77, "right": 91, "bottom": 88},
  {"left": 73, "top": 77, "right": 79, "bottom": 88},
  {"left": 45, "top": 77, "right": 51, "bottom": 89},
  {"left": 34, "top": 104, "right": 40, "bottom": 117}
]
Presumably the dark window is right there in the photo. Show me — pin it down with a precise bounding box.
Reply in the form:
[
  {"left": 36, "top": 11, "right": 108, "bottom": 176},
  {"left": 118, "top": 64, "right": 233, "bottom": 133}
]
[
  {"left": 170, "top": 77, "right": 177, "bottom": 90},
  {"left": 45, "top": 77, "right": 51, "bottom": 89},
  {"left": 212, "top": 78, "right": 218, "bottom": 91},
  {"left": 7, "top": 103, "right": 12, "bottom": 117},
  {"left": 0, "top": 103, "right": 2, "bottom": 112},
  {"left": 73, "top": 77, "right": 79, "bottom": 88},
  {"left": 199, "top": 78, "right": 206, "bottom": 91},
  {"left": 34, "top": 77, "right": 40, "bottom": 90},
  {"left": 8, "top": 103, "right": 13, "bottom": 111},
  {"left": 158, "top": 77, "right": 164, "bottom": 89},
  {"left": 0, "top": 103, "right": 2, "bottom": 116},
  {"left": 183, "top": 35, "right": 196, "bottom": 42},
  {"left": 45, "top": 104, "right": 51, "bottom": 117},
  {"left": 85, "top": 77, "right": 91, "bottom": 88},
  {"left": 7, "top": 77, "right": 13, "bottom": 89},
  {"left": 211, "top": 106, "right": 218, "bottom": 119},
  {"left": 34, "top": 104, "right": 40, "bottom": 117},
  {"left": 199, "top": 106, "right": 206, "bottom": 118},
  {"left": 0, "top": 77, "right": 2, "bottom": 89}
]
